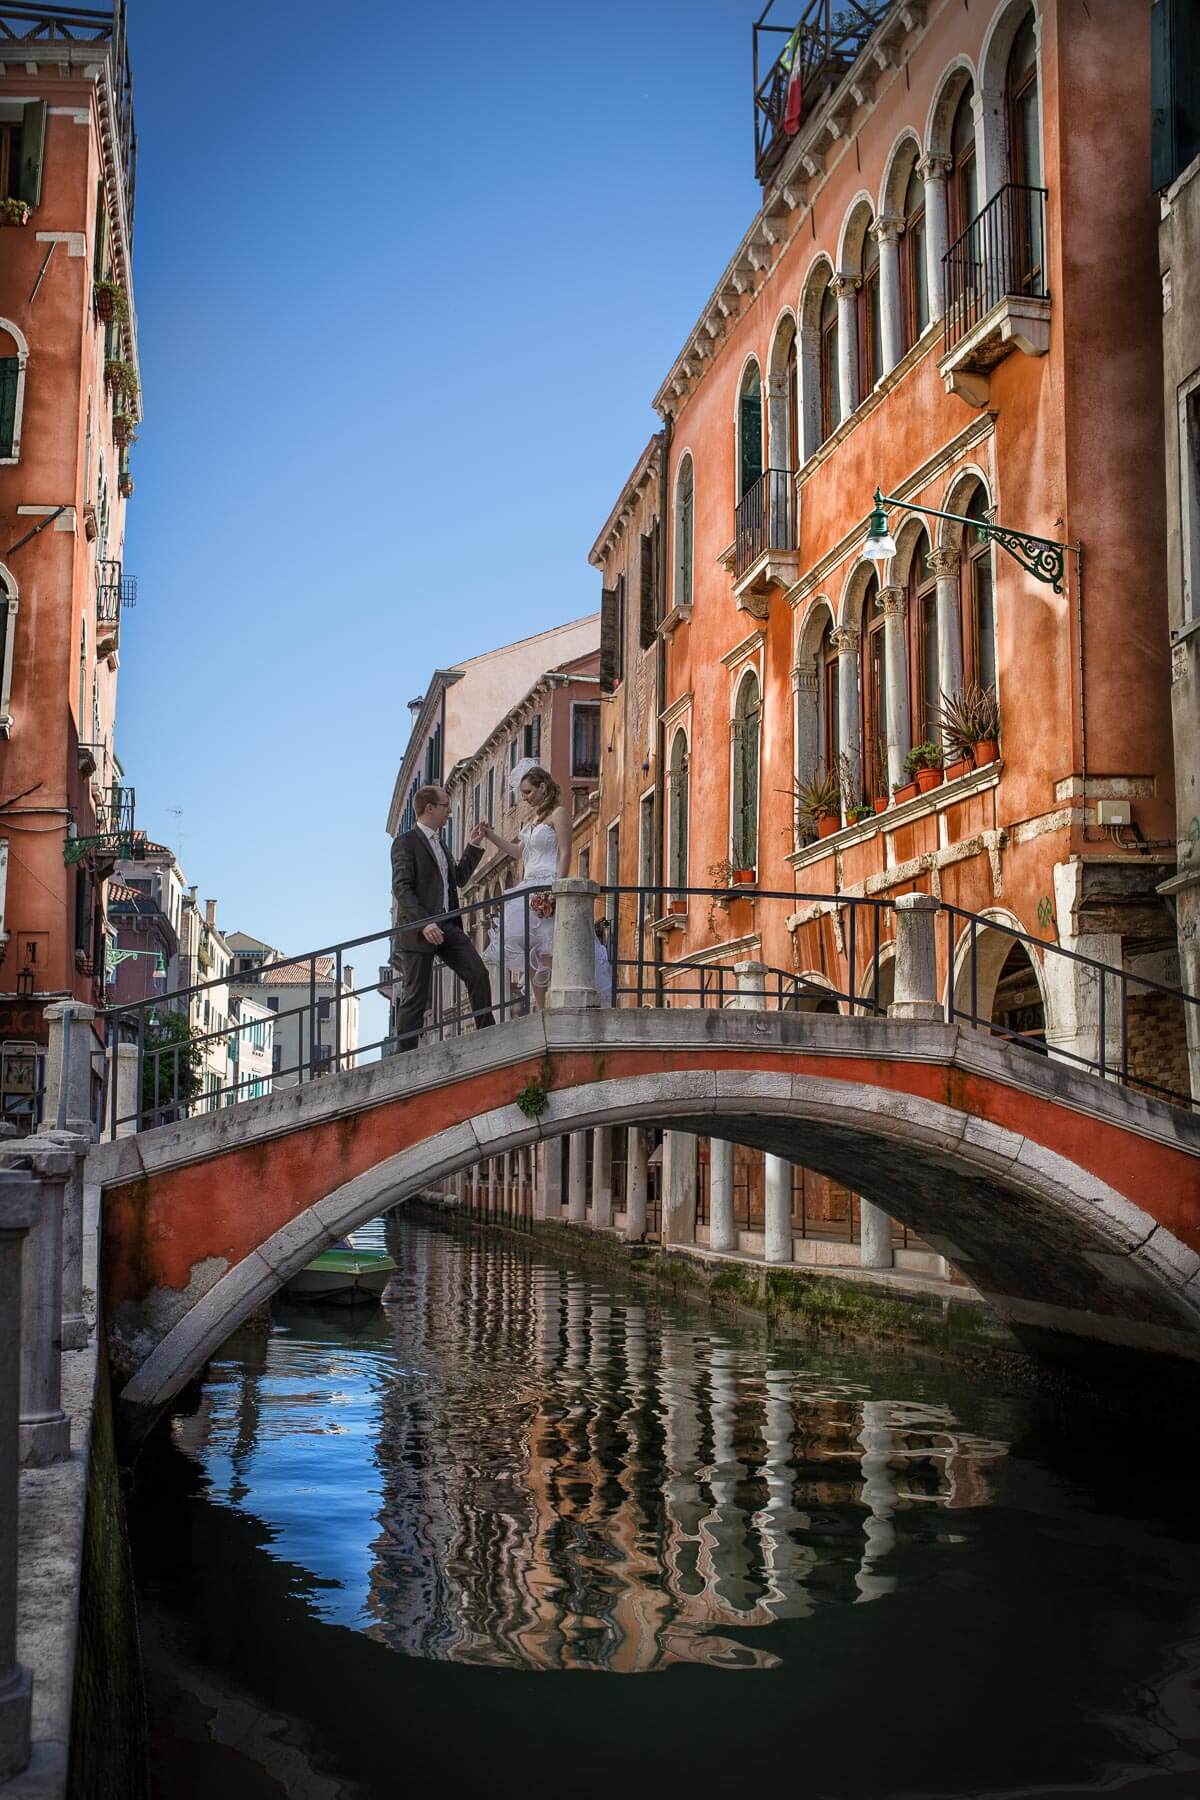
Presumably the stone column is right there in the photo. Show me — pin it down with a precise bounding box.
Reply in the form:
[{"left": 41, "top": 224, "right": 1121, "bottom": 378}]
[
  {"left": 1042, "top": 862, "right": 1124, "bottom": 1073},
  {"left": 709, "top": 1138, "right": 736, "bottom": 1253},
  {"left": 927, "top": 546, "right": 964, "bottom": 734},
  {"left": 831, "top": 274, "right": 859, "bottom": 422},
  {"left": 832, "top": 624, "right": 861, "bottom": 813},
  {"left": 730, "top": 960, "right": 770, "bottom": 1010},
  {"left": 0, "top": 1172, "right": 35, "bottom": 1783},
  {"left": 878, "top": 585, "right": 912, "bottom": 793},
  {"left": 662, "top": 1131, "right": 697, "bottom": 1248},
  {"left": 109, "top": 1041, "right": 139, "bottom": 1140},
  {"left": 35, "top": 1128, "right": 89, "bottom": 1350},
  {"left": 536, "top": 1140, "right": 563, "bottom": 1221},
  {"left": 43, "top": 1001, "right": 98, "bottom": 1138},
  {"left": 918, "top": 153, "right": 951, "bottom": 322},
  {"left": 546, "top": 878, "right": 601, "bottom": 1011},
  {"left": 591, "top": 1127, "right": 613, "bottom": 1230},
  {"left": 623, "top": 1127, "right": 648, "bottom": 1240},
  {"left": 0, "top": 1141, "right": 71, "bottom": 1467},
  {"left": 872, "top": 215, "right": 902, "bottom": 375},
  {"left": 859, "top": 1198, "right": 894, "bottom": 1270},
  {"left": 889, "top": 892, "right": 943, "bottom": 1022},
  {"left": 764, "top": 1153, "right": 793, "bottom": 1265},
  {"left": 567, "top": 1133, "right": 588, "bottom": 1224}
]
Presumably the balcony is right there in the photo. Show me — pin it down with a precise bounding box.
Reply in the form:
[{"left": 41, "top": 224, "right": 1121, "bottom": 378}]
[
  {"left": 95, "top": 558, "right": 135, "bottom": 654},
  {"left": 733, "top": 468, "right": 799, "bottom": 614},
  {"left": 939, "top": 183, "right": 1051, "bottom": 407},
  {"left": 752, "top": 0, "right": 890, "bottom": 185}
]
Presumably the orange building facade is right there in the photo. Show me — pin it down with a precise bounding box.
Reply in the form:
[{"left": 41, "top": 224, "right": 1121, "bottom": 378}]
[
  {"left": 592, "top": 0, "right": 1185, "bottom": 1089},
  {"left": 0, "top": 6, "right": 139, "bottom": 1117}
]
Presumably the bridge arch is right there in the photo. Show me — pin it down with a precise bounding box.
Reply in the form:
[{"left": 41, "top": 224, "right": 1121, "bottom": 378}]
[{"left": 94, "top": 1011, "right": 1200, "bottom": 1441}]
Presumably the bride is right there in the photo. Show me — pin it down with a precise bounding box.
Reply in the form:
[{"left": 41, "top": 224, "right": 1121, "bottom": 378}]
[{"left": 473, "top": 759, "right": 571, "bottom": 1004}]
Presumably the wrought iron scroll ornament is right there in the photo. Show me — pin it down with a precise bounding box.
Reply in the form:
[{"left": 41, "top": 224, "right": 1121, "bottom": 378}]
[{"left": 869, "top": 490, "right": 1071, "bottom": 594}]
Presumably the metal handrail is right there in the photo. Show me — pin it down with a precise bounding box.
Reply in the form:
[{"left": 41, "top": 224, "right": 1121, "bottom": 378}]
[
  {"left": 943, "top": 182, "right": 1048, "bottom": 356},
  {"left": 734, "top": 468, "right": 797, "bottom": 577}
]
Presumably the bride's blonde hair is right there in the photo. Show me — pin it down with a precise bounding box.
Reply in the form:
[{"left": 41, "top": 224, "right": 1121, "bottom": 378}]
[{"left": 521, "top": 765, "right": 561, "bottom": 819}]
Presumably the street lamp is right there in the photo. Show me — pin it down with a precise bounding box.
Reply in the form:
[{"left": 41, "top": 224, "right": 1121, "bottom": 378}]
[{"left": 863, "top": 487, "right": 1073, "bottom": 593}]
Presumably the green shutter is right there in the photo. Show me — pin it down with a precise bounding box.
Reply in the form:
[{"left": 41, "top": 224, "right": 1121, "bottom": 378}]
[
  {"left": 639, "top": 530, "right": 656, "bottom": 647},
  {"left": 18, "top": 101, "right": 46, "bottom": 208},
  {"left": 0, "top": 360, "right": 16, "bottom": 459},
  {"left": 92, "top": 179, "right": 108, "bottom": 279},
  {"left": 740, "top": 385, "right": 763, "bottom": 499}
]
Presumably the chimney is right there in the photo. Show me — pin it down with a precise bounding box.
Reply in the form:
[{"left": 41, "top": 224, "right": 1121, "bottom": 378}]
[
  {"left": 205, "top": 898, "right": 217, "bottom": 929},
  {"left": 344, "top": 964, "right": 354, "bottom": 988}
]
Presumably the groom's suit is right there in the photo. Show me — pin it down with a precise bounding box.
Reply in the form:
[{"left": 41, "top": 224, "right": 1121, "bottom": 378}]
[{"left": 390, "top": 827, "right": 495, "bottom": 1051}]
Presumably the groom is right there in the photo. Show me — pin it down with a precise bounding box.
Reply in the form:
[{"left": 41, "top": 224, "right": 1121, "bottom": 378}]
[{"left": 390, "top": 784, "right": 495, "bottom": 1052}]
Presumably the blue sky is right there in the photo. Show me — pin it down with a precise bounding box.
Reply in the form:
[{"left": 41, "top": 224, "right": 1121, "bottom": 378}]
[{"left": 120, "top": 0, "right": 760, "bottom": 964}]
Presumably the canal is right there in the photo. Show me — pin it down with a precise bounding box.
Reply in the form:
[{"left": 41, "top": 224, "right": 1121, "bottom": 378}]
[{"left": 128, "top": 1215, "right": 1200, "bottom": 1799}]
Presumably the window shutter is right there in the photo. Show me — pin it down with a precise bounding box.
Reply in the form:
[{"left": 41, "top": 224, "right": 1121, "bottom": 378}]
[
  {"left": 0, "top": 360, "right": 17, "bottom": 460},
  {"left": 531, "top": 713, "right": 541, "bottom": 758},
  {"left": 18, "top": 101, "right": 46, "bottom": 208},
  {"left": 740, "top": 387, "right": 763, "bottom": 498},
  {"left": 639, "top": 531, "right": 656, "bottom": 648},
  {"left": 599, "top": 587, "right": 620, "bottom": 692},
  {"left": 92, "top": 180, "right": 109, "bottom": 279}
]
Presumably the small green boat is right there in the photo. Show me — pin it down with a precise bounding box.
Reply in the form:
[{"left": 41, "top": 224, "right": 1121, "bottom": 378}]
[{"left": 283, "top": 1246, "right": 397, "bottom": 1305}]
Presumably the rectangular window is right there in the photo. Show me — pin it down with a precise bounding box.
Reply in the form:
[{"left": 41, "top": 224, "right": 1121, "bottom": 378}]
[
  {"left": 318, "top": 997, "right": 331, "bottom": 1022},
  {"left": 522, "top": 715, "right": 541, "bottom": 759},
  {"left": 266, "top": 996, "right": 278, "bottom": 1012},
  {"left": 509, "top": 739, "right": 518, "bottom": 770},
  {"left": 272, "top": 1045, "right": 282, "bottom": 1073},
  {"left": 571, "top": 703, "right": 601, "bottom": 779},
  {"left": 472, "top": 782, "right": 481, "bottom": 826},
  {"left": 486, "top": 766, "right": 495, "bottom": 822},
  {"left": 615, "top": 575, "right": 626, "bottom": 682},
  {"left": 638, "top": 791, "right": 655, "bottom": 890}
]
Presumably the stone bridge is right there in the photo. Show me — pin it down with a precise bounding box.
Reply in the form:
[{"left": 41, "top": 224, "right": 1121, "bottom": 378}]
[{"left": 88, "top": 1000, "right": 1200, "bottom": 1437}]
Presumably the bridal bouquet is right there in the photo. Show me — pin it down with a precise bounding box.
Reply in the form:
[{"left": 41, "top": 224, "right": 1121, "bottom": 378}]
[{"left": 530, "top": 891, "right": 557, "bottom": 919}]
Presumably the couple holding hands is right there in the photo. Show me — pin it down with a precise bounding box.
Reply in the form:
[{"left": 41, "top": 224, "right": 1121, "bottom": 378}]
[{"left": 389, "top": 758, "right": 572, "bottom": 1052}]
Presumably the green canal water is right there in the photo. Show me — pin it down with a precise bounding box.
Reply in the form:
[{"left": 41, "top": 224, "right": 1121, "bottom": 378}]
[{"left": 128, "top": 1216, "right": 1200, "bottom": 1799}]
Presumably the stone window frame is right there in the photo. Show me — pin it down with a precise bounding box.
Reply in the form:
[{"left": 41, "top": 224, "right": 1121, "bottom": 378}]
[
  {"left": 0, "top": 316, "right": 29, "bottom": 466},
  {"left": 672, "top": 451, "right": 695, "bottom": 612},
  {"left": 798, "top": 253, "right": 839, "bottom": 459},
  {"left": 666, "top": 725, "right": 690, "bottom": 899},
  {"left": 725, "top": 638, "right": 765, "bottom": 875}
]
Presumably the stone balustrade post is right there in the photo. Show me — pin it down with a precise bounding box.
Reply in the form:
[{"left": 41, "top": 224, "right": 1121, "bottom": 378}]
[
  {"left": 536, "top": 1140, "right": 562, "bottom": 1221},
  {"left": 591, "top": 1127, "right": 613, "bottom": 1230},
  {"left": 546, "top": 879, "right": 601, "bottom": 1011},
  {"left": 729, "top": 960, "right": 770, "bottom": 1011},
  {"left": 567, "top": 1134, "right": 587, "bottom": 1223},
  {"left": 43, "top": 1001, "right": 98, "bottom": 1140},
  {"left": 764, "top": 1154, "right": 793, "bottom": 1264},
  {"left": 623, "top": 1128, "right": 648, "bottom": 1240},
  {"left": 34, "top": 1128, "right": 89, "bottom": 1350},
  {"left": 0, "top": 1141, "right": 71, "bottom": 1467},
  {"left": 0, "top": 1171, "right": 36, "bottom": 1783},
  {"left": 889, "top": 893, "right": 943, "bottom": 1022},
  {"left": 709, "top": 1138, "right": 736, "bottom": 1253},
  {"left": 859, "top": 1199, "right": 895, "bottom": 1270},
  {"left": 105, "top": 1041, "right": 140, "bottom": 1141}
]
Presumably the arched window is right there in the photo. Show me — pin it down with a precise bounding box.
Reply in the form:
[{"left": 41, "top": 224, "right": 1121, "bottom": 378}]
[
  {"left": 0, "top": 568, "right": 16, "bottom": 730},
  {"left": 900, "top": 164, "right": 929, "bottom": 350},
  {"left": 674, "top": 456, "right": 694, "bottom": 609},
  {"left": 1006, "top": 10, "right": 1043, "bottom": 292},
  {"left": 731, "top": 673, "right": 761, "bottom": 873},
  {"left": 0, "top": 321, "right": 28, "bottom": 464},
  {"left": 906, "top": 529, "right": 939, "bottom": 744},
  {"left": 819, "top": 618, "right": 840, "bottom": 774},
  {"left": 819, "top": 283, "right": 840, "bottom": 443},
  {"left": 767, "top": 315, "right": 799, "bottom": 475},
  {"left": 963, "top": 487, "right": 998, "bottom": 697},
  {"left": 668, "top": 730, "right": 689, "bottom": 898},
  {"left": 948, "top": 84, "right": 979, "bottom": 244},
  {"left": 857, "top": 227, "right": 883, "bottom": 395},
  {"left": 738, "top": 362, "right": 763, "bottom": 501},
  {"left": 859, "top": 573, "right": 888, "bottom": 803}
]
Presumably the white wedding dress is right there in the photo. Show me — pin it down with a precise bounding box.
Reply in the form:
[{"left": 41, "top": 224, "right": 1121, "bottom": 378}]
[{"left": 486, "top": 821, "right": 561, "bottom": 990}]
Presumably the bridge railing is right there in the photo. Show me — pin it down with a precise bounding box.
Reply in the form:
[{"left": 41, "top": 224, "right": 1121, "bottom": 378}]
[{"left": 92, "top": 884, "right": 1199, "bottom": 1134}]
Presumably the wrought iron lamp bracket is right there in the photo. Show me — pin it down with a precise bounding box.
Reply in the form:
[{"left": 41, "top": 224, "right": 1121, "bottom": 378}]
[{"left": 873, "top": 490, "right": 1073, "bottom": 594}]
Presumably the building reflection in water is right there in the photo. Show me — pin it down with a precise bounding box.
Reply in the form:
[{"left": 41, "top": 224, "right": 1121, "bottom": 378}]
[{"left": 183, "top": 1224, "right": 1008, "bottom": 1674}]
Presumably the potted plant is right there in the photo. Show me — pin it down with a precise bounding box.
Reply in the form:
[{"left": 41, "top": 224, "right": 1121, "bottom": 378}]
[
  {"left": 94, "top": 278, "right": 129, "bottom": 325},
  {"left": 112, "top": 411, "right": 136, "bottom": 448},
  {"left": 969, "top": 683, "right": 1001, "bottom": 767},
  {"left": 794, "top": 769, "right": 842, "bottom": 840},
  {"left": 668, "top": 896, "right": 687, "bottom": 914},
  {"left": 731, "top": 866, "right": 756, "bottom": 885},
  {"left": 118, "top": 472, "right": 134, "bottom": 499},
  {"left": 0, "top": 198, "right": 31, "bottom": 226},
  {"left": 934, "top": 685, "right": 1000, "bottom": 777},
  {"left": 906, "top": 741, "right": 943, "bottom": 794},
  {"left": 846, "top": 803, "right": 873, "bottom": 826},
  {"left": 104, "top": 357, "right": 139, "bottom": 405}
]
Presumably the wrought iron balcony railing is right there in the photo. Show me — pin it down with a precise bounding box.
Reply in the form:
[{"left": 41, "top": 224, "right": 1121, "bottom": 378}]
[
  {"left": 0, "top": 5, "right": 136, "bottom": 233},
  {"left": 753, "top": 0, "right": 889, "bottom": 183},
  {"left": 735, "top": 468, "right": 797, "bottom": 578},
  {"left": 95, "top": 558, "right": 136, "bottom": 625},
  {"left": 95, "top": 781, "right": 134, "bottom": 836},
  {"left": 943, "top": 182, "right": 1049, "bottom": 357}
]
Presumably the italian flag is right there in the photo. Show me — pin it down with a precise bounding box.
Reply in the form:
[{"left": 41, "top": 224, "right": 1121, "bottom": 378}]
[{"left": 782, "top": 26, "right": 804, "bottom": 136}]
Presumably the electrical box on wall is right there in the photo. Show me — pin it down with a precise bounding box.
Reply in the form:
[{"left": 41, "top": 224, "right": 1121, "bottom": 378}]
[{"left": 1096, "top": 800, "right": 1132, "bottom": 827}]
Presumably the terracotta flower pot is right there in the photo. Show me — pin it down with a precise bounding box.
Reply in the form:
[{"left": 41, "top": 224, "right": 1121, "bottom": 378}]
[
  {"left": 944, "top": 756, "right": 973, "bottom": 783},
  {"left": 113, "top": 416, "right": 131, "bottom": 447},
  {"left": 873, "top": 796, "right": 890, "bottom": 814},
  {"left": 668, "top": 898, "right": 687, "bottom": 914},
  {"left": 732, "top": 868, "right": 755, "bottom": 885},
  {"left": 915, "top": 767, "right": 943, "bottom": 794},
  {"left": 973, "top": 738, "right": 998, "bottom": 767},
  {"left": 95, "top": 289, "right": 116, "bottom": 323},
  {"left": 893, "top": 781, "right": 918, "bottom": 805},
  {"left": 817, "top": 815, "right": 840, "bottom": 839}
]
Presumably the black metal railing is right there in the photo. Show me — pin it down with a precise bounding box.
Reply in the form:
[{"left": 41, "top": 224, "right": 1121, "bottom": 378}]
[
  {"left": 97, "top": 885, "right": 1200, "bottom": 1135},
  {"left": 0, "top": 6, "right": 136, "bottom": 231},
  {"left": 95, "top": 781, "right": 134, "bottom": 836},
  {"left": 735, "top": 467, "right": 797, "bottom": 577},
  {"left": 752, "top": 0, "right": 888, "bottom": 182},
  {"left": 943, "top": 182, "right": 1048, "bottom": 357}
]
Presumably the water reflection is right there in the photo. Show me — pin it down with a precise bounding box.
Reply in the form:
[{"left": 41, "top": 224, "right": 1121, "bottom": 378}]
[{"left": 181, "top": 1221, "right": 1008, "bottom": 1674}]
